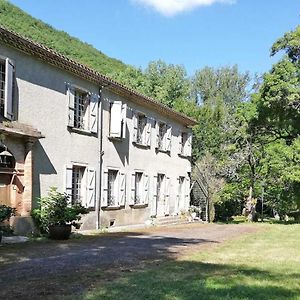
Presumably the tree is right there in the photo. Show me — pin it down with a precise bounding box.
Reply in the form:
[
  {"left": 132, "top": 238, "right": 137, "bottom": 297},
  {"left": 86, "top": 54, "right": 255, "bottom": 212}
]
[
  {"left": 256, "top": 26, "right": 300, "bottom": 141},
  {"left": 192, "top": 65, "right": 250, "bottom": 109},
  {"left": 144, "top": 60, "right": 191, "bottom": 108}
]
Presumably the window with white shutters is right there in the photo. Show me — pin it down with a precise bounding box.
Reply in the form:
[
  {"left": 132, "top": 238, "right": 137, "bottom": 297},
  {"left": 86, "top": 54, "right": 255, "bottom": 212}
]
[
  {"left": 65, "top": 164, "right": 96, "bottom": 208},
  {"left": 67, "top": 84, "right": 99, "bottom": 134},
  {"left": 133, "top": 112, "right": 152, "bottom": 147},
  {"left": 0, "top": 58, "right": 14, "bottom": 120},
  {"left": 102, "top": 168, "right": 126, "bottom": 207},
  {"left": 109, "top": 101, "right": 127, "bottom": 139},
  {"left": 137, "top": 115, "right": 146, "bottom": 144},
  {"left": 130, "top": 171, "right": 149, "bottom": 206},
  {"left": 157, "top": 122, "right": 166, "bottom": 151},
  {"left": 156, "top": 122, "right": 171, "bottom": 152},
  {"left": 107, "top": 169, "right": 118, "bottom": 206},
  {"left": 179, "top": 131, "right": 192, "bottom": 157}
]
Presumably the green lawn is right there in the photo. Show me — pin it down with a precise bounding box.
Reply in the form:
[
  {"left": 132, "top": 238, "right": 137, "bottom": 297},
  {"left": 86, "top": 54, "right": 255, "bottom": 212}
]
[{"left": 81, "top": 224, "right": 300, "bottom": 300}]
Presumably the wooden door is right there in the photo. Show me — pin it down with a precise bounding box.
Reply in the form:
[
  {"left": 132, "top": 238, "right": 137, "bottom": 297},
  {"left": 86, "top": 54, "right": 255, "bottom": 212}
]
[{"left": 0, "top": 174, "right": 11, "bottom": 206}]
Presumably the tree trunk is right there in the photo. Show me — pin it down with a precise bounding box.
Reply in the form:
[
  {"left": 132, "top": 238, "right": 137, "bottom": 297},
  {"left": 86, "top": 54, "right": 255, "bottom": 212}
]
[{"left": 245, "top": 186, "right": 257, "bottom": 222}]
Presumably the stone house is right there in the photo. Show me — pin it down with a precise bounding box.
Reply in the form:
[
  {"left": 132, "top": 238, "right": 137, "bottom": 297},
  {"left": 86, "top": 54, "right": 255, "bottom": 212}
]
[{"left": 0, "top": 27, "right": 196, "bottom": 234}]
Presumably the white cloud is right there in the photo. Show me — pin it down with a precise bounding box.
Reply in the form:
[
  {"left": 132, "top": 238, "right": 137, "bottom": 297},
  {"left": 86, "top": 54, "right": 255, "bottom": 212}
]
[{"left": 133, "top": 0, "right": 236, "bottom": 17}]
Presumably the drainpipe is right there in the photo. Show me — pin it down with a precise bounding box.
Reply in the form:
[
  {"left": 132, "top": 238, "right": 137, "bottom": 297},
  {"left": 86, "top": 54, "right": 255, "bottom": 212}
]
[{"left": 96, "top": 86, "right": 104, "bottom": 230}]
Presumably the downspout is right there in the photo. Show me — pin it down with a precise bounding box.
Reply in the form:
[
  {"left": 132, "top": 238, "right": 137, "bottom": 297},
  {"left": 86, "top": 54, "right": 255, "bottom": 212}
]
[{"left": 96, "top": 86, "right": 104, "bottom": 230}]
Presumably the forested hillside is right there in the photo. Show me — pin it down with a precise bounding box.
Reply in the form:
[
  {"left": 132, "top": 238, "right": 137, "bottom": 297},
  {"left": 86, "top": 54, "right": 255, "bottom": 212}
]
[{"left": 0, "top": 0, "right": 129, "bottom": 76}]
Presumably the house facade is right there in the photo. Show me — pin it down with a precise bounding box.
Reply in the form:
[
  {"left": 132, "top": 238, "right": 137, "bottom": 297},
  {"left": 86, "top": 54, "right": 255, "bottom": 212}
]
[{"left": 0, "top": 27, "right": 196, "bottom": 233}]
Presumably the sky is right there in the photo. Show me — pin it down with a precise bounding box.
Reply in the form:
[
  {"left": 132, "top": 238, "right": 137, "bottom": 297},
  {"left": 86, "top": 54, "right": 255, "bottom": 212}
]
[{"left": 9, "top": 0, "right": 300, "bottom": 77}]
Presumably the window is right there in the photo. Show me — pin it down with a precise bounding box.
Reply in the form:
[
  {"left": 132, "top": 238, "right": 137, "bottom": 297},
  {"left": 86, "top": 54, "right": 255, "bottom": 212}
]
[
  {"left": 158, "top": 123, "right": 166, "bottom": 150},
  {"left": 102, "top": 169, "right": 126, "bottom": 207},
  {"left": 180, "top": 132, "right": 188, "bottom": 155},
  {"left": 74, "top": 90, "right": 89, "bottom": 129},
  {"left": 109, "top": 101, "right": 127, "bottom": 139},
  {"left": 107, "top": 169, "right": 118, "bottom": 206},
  {"left": 67, "top": 84, "right": 99, "bottom": 133},
  {"left": 133, "top": 111, "right": 151, "bottom": 146},
  {"left": 130, "top": 171, "right": 149, "bottom": 205},
  {"left": 71, "top": 166, "right": 85, "bottom": 204},
  {"left": 0, "top": 58, "right": 14, "bottom": 120},
  {"left": 156, "top": 122, "right": 171, "bottom": 152},
  {"left": 179, "top": 131, "right": 192, "bottom": 157},
  {"left": 157, "top": 173, "right": 165, "bottom": 202},
  {"left": 176, "top": 176, "right": 188, "bottom": 212},
  {"left": 65, "top": 165, "right": 96, "bottom": 208},
  {"left": 134, "top": 172, "right": 143, "bottom": 204},
  {"left": 137, "top": 115, "right": 147, "bottom": 144}
]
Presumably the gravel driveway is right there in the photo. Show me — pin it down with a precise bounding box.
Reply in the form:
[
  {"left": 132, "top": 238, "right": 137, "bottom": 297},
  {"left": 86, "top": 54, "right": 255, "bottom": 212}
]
[{"left": 0, "top": 223, "right": 256, "bottom": 299}]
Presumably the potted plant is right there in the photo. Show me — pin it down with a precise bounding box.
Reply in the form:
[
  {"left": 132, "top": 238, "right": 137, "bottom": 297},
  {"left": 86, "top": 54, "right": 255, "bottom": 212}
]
[
  {"left": 0, "top": 205, "right": 16, "bottom": 243},
  {"left": 188, "top": 206, "right": 200, "bottom": 220},
  {"left": 32, "top": 187, "right": 88, "bottom": 240}
]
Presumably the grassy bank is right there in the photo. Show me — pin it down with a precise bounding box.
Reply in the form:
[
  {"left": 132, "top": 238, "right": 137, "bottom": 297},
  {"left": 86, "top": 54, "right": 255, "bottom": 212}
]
[{"left": 83, "top": 224, "right": 300, "bottom": 300}]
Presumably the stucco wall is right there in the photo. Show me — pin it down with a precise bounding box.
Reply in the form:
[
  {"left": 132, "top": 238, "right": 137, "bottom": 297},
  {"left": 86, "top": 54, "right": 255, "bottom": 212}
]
[
  {"left": 0, "top": 43, "right": 99, "bottom": 208},
  {"left": 0, "top": 42, "right": 192, "bottom": 230},
  {"left": 100, "top": 90, "right": 191, "bottom": 227}
]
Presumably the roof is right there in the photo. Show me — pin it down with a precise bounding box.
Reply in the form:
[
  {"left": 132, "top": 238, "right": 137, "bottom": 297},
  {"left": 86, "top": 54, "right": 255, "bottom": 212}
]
[{"left": 0, "top": 26, "right": 197, "bottom": 127}]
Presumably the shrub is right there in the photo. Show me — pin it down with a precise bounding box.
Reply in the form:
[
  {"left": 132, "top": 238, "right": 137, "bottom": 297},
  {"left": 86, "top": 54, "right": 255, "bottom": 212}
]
[{"left": 32, "top": 187, "right": 88, "bottom": 233}]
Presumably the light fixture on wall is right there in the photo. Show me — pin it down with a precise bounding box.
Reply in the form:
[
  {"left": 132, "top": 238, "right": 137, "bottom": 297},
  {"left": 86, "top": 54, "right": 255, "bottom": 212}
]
[{"left": 0, "top": 146, "right": 13, "bottom": 168}]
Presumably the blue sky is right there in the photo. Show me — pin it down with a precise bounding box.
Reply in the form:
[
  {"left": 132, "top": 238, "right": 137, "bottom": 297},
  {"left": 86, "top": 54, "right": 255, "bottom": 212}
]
[{"left": 10, "top": 0, "right": 300, "bottom": 77}]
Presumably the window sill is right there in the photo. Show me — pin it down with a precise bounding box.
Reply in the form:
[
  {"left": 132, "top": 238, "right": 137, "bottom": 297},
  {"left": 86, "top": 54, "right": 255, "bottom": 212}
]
[
  {"left": 155, "top": 148, "right": 170, "bottom": 154},
  {"left": 129, "top": 203, "right": 148, "bottom": 209},
  {"left": 68, "top": 127, "right": 96, "bottom": 136},
  {"left": 178, "top": 153, "right": 191, "bottom": 158},
  {"left": 108, "top": 136, "right": 124, "bottom": 141},
  {"left": 102, "top": 205, "right": 123, "bottom": 211},
  {"left": 133, "top": 142, "right": 150, "bottom": 149}
]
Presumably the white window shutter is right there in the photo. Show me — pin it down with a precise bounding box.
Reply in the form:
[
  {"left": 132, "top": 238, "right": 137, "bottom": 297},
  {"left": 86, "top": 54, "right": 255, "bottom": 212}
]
[
  {"left": 67, "top": 85, "right": 75, "bottom": 127},
  {"left": 185, "top": 177, "right": 191, "bottom": 207},
  {"left": 186, "top": 132, "right": 192, "bottom": 157},
  {"left": 143, "top": 173, "right": 149, "bottom": 204},
  {"left": 101, "top": 169, "right": 108, "bottom": 207},
  {"left": 153, "top": 174, "right": 158, "bottom": 200},
  {"left": 4, "top": 58, "right": 14, "bottom": 120},
  {"left": 110, "top": 101, "right": 122, "bottom": 137},
  {"left": 86, "top": 167, "right": 96, "bottom": 208},
  {"left": 119, "top": 172, "right": 126, "bottom": 206},
  {"left": 166, "top": 125, "right": 172, "bottom": 152},
  {"left": 65, "top": 164, "right": 73, "bottom": 203},
  {"left": 132, "top": 111, "right": 138, "bottom": 143},
  {"left": 145, "top": 118, "right": 152, "bottom": 146},
  {"left": 121, "top": 103, "right": 127, "bottom": 139},
  {"left": 165, "top": 176, "right": 170, "bottom": 215},
  {"left": 129, "top": 172, "right": 136, "bottom": 205},
  {"left": 155, "top": 121, "right": 159, "bottom": 148},
  {"left": 178, "top": 132, "right": 183, "bottom": 155},
  {"left": 89, "top": 94, "right": 99, "bottom": 134}
]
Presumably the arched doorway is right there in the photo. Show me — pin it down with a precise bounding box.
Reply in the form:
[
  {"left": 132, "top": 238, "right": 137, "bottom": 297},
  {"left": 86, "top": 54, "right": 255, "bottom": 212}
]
[{"left": 0, "top": 144, "right": 15, "bottom": 206}]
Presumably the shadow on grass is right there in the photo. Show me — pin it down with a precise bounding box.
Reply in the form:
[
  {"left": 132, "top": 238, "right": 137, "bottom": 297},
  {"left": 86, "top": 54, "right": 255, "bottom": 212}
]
[{"left": 85, "top": 260, "right": 300, "bottom": 300}]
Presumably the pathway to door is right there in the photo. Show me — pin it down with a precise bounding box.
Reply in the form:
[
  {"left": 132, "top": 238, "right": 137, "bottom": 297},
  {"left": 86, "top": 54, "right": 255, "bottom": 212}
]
[{"left": 0, "top": 223, "right": 257, "bottom": 299}]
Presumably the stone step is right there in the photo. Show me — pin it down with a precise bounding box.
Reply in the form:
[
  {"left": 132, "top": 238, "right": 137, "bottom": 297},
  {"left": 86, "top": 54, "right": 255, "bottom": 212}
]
[{"left": 152, "top": 215, "right": 189, "bottom": 226}]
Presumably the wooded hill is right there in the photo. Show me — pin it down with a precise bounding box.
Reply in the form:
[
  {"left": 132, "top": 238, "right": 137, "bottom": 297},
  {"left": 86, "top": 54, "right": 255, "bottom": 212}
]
[{"left": 0, "top": 0, "right": 129, "bottom": 76}]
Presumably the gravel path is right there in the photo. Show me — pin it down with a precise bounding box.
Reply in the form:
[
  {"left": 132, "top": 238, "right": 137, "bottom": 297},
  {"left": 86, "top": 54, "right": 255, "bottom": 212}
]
[{"left": 0, "top": 223, "right": 256, "bottom": 299}]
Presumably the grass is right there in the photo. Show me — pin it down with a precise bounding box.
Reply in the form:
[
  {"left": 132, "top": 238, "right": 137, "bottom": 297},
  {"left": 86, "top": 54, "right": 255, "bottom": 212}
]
[{"left": 80, "top": 224, "right": 300, "bottom": 300}]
